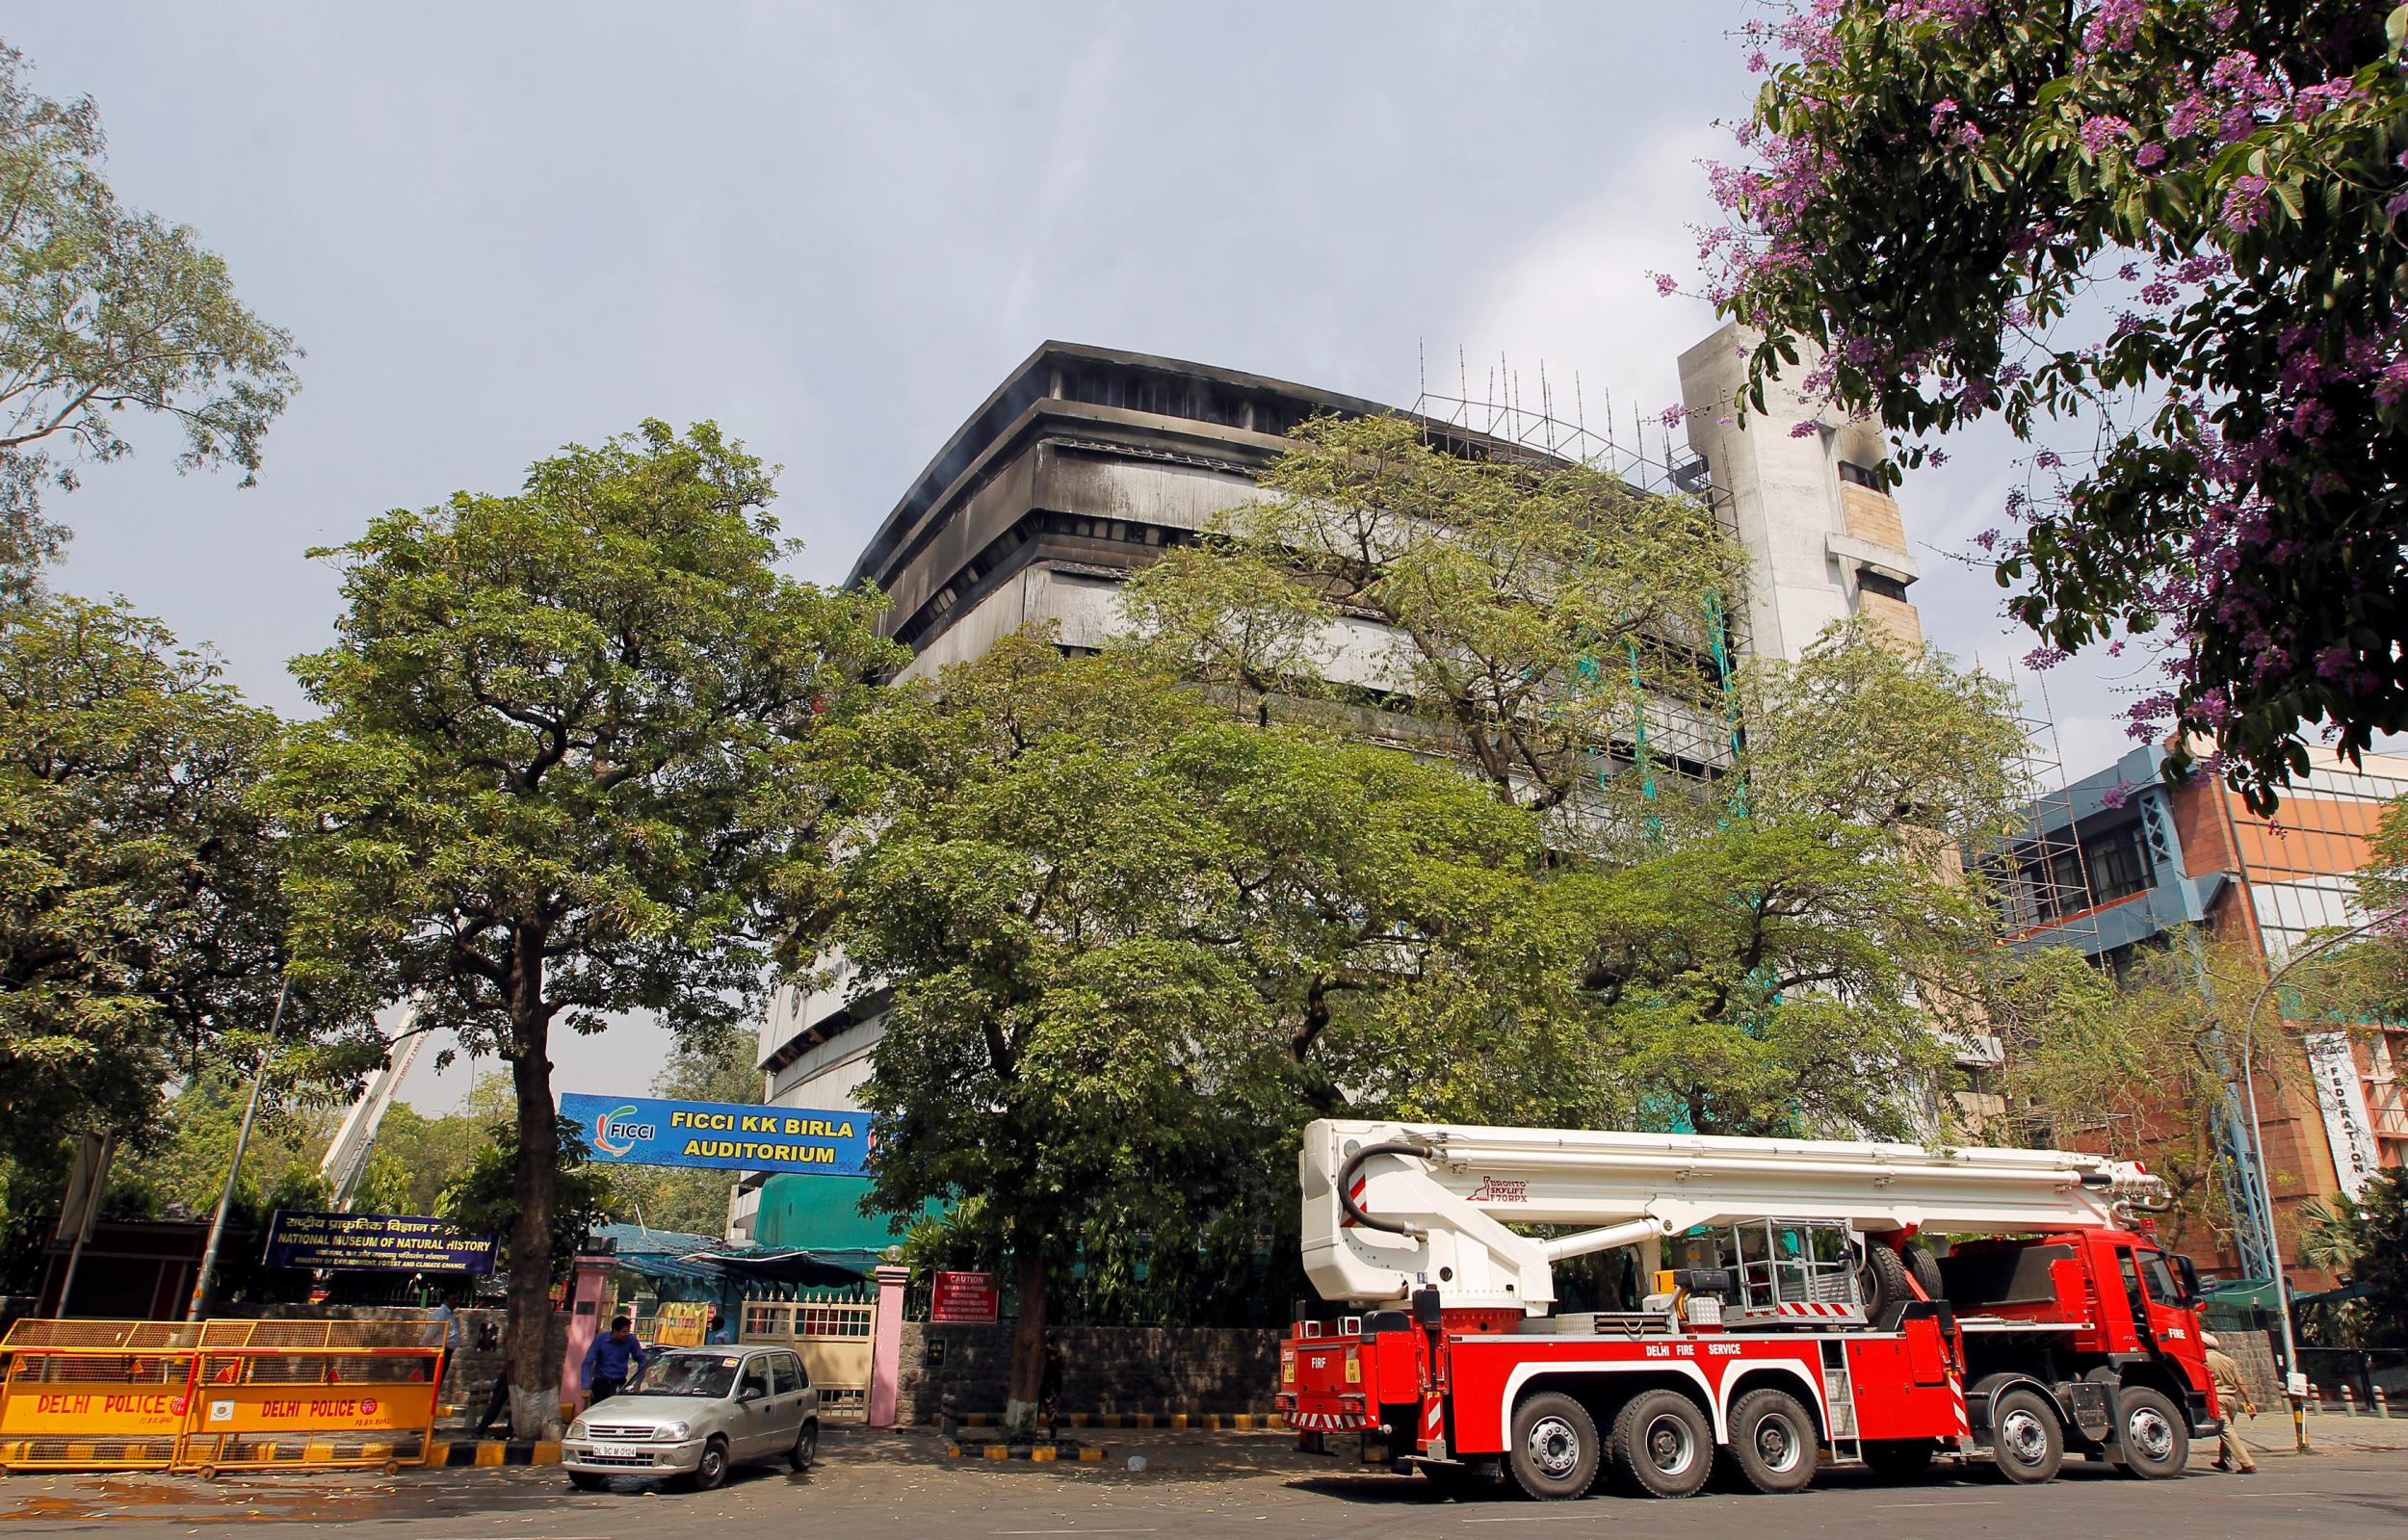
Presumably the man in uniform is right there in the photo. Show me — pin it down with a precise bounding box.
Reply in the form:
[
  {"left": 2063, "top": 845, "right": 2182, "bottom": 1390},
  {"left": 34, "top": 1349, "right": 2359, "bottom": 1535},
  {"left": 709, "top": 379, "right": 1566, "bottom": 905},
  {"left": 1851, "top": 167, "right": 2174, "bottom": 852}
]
[{"left": 2202, "top": 1333, "right": 2260, "bottom": 1474}]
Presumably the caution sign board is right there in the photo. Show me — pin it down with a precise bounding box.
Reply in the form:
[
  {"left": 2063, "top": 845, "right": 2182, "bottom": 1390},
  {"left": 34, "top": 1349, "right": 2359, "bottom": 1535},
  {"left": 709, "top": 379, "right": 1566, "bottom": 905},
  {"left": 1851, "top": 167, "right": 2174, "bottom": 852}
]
[{"left": 930, "top": 1270, "right": 1000, "bottom": 1324}]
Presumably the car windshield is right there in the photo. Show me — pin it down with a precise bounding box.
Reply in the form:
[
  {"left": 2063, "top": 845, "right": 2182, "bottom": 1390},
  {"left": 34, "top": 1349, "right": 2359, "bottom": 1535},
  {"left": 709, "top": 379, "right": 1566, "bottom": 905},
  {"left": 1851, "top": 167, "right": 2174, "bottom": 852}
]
[{"left": 641, "top": 1353, "right": 742, "bottom": 1397}]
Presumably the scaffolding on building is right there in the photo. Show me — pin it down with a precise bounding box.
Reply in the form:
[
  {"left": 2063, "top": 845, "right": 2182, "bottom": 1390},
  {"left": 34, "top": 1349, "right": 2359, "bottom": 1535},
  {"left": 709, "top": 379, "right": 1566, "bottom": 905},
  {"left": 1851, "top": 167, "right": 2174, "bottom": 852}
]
[
  {"left": 1407, "top": 349, "right": 1745, "bottom": 796},
  {"left": 1991, "top": 667, "right": 2279, "bottom": 1282}
]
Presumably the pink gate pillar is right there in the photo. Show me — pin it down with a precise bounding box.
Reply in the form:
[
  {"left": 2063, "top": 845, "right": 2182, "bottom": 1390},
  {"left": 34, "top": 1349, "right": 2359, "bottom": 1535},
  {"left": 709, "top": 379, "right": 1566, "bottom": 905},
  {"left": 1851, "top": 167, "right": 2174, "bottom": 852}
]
[
  {"left": 559, "top": 1253, "right": 615, "bottom": 1420},
  {"left": 868, "top": 1263, "right": 910, "bottom": 1428}
]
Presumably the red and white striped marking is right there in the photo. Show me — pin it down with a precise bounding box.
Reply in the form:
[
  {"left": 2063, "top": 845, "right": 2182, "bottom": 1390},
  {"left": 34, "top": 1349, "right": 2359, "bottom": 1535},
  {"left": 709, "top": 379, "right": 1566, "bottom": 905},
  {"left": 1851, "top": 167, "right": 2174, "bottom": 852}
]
[
  {"left": 1945, "top": 1376, "right": 1971, "bottom": 1434},
  {"left": 1288, "top": 1409, "right": 1374, "bottom": 1433},
  {"left": 1341, "top": 1178, "right": 1368, "bottom": 1227},
  {"left": 1775, "top": 1301, "right": 1853, "bottom": 1318}
]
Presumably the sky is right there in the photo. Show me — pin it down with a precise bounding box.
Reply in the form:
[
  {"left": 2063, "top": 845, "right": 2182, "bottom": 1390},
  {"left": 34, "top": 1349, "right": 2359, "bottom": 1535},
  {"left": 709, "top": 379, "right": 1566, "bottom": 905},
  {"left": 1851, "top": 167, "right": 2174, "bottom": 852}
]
[{"left": 18, "top": 3, "right": 2144, "bottom": 1111}]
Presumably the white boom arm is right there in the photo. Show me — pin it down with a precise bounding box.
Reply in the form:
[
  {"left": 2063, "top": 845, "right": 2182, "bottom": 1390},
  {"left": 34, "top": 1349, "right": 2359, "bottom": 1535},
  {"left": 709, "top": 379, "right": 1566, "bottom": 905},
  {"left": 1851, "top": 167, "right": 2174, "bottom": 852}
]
[{"left": 1301, "top": 1118, "right": 2170, "bottom": 1313}]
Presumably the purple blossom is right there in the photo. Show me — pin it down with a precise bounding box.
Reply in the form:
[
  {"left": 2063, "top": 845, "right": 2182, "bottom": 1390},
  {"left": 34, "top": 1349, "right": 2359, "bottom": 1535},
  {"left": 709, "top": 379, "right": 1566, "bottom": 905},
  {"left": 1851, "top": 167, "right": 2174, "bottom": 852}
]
[
  {"left": 1789, "top": 421, "right": 1819, "bottom": 439},
  {"left": 1928, "top": 98, "right": 1960, "bottom": 136},
  {"left": 2135, "top": 143, "right": 2168, "bottom": 169},
  {"left": 1650, "top": 271, "right": 1679, "bottom": 298},
  {"left": 2082, "top": 117, "right": 2136, "bottom": 155},
  {"left": 2222, "top": 174, "right": 2270, "bottom": 233},
  {"left": 1659, "top": 405, "right": 1688, "bottom": 428},
  {"left": 2023, "top": 645, "right": 2069, "bottom": 671},
  {"left": 2034, "top": 447, "right": 2062, "bottom": 469},
  {"left": 2081, "top": 0, "right": 2143, "bottom": 53}
]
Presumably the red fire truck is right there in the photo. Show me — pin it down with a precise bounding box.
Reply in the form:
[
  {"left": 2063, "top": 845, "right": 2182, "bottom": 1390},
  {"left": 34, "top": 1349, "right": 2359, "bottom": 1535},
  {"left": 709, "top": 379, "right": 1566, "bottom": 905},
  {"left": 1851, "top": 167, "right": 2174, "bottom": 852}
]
[{"left": 1276, "top": 1120, "right": 2220, "bottom": 1499}]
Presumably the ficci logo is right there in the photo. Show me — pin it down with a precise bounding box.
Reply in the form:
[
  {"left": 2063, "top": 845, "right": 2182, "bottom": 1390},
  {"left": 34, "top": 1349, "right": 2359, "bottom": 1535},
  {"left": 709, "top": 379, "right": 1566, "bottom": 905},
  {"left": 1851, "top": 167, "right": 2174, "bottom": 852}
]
[{"left": 591, "top": 1106, "right": 656, "bottom": 1158}]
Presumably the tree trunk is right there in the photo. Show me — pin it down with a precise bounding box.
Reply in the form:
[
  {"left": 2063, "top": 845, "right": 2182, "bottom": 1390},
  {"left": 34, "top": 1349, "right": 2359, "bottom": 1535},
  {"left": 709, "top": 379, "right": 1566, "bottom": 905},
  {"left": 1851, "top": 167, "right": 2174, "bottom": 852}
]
[
  {"left": 1004, "top": 1243, "right": 1049, "bottom": 1434},
  {"left": 504, "top": 943, "right": 560, "bottom": 1439}
]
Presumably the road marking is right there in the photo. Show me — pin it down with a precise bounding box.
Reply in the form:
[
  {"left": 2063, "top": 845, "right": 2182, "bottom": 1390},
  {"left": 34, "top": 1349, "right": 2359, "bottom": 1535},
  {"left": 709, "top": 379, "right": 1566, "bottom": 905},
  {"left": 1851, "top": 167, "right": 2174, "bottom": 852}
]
[
  {"left": 2227, "top": 1490, "right": 2325, "bottom": 1498},
  {"left": 1875, "top": 1500, "right": 2004, "bottom": 1508}
]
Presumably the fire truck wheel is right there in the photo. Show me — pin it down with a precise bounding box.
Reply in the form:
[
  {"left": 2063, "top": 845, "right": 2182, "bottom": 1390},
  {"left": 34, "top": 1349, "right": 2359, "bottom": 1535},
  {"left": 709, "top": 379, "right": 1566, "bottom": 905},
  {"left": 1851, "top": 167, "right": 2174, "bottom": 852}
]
[
  {"left": 1900, "top": 1242, "right": 1944, "bottom": 1299},
  {"left": 1860, "top": 1438, "right": 1936, "bottom": 1480},
  {"left": 1726, "top": 1388, "right": 1817, "bottom": 1495},
  {"left": 1989, "top": 1389, "right": 2065, "bottom": 1483},
  {"left": 1859, "top": 1242, "right": 1913, "bottom": 1314},
  {"left": 2110, "top": 1387, "right": 2188, "bottom": 1478},
  {"left": 1611, "top": 1389, "right": 1714, "bottom": 1499},
  {"left": 1505, "top": 1392, "right": 1600, "bottom": 1501}
]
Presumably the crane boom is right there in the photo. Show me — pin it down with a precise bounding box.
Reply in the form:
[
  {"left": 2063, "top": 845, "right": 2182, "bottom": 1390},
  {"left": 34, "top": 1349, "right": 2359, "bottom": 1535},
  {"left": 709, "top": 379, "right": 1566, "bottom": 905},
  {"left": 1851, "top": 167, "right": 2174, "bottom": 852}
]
[{"left": 1302, "top": 1118, "right": 2170, "bottom": 1312}]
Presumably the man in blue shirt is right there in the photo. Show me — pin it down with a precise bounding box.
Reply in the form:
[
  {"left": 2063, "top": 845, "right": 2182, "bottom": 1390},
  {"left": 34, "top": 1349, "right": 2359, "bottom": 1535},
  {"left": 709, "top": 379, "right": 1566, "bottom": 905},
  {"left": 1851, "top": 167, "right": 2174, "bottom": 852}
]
[
  {"left": 582, "top": 1317, "right": 647, "bottom": 1405},
  {"left": 706, "top": 1311, "right": 733, "bottom": 1345}
]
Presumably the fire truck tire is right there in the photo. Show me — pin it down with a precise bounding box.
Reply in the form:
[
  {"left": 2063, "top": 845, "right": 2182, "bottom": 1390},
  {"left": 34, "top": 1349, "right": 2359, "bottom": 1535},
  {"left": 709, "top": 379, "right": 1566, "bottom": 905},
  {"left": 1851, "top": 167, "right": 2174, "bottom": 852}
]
[
  {"left": 2110, "top": 1386, "right": 2188, "bottom": 1478},
  {"left": 1900, "top": 1242, "right": 1944, "bottom": 1299},
  {"left": 1505, "top": 1392, "right": 1600, "bottom": 1501},
  {"left": 1725, "top": 1388, "right": 1817, "bottom": 1495},
  {"left": 1611, "top": 1389, "right": 1714, "bottom": 1499},
  {"left": 1860, "top": 1241, "right": 1913, "bottom": 1313},
  {"left": 1860, "top": 1438, "right": 1936, "bottom": 1480},
  {"left": 1988, "top": 1388, "right": 2065, "bottom": 1483}
]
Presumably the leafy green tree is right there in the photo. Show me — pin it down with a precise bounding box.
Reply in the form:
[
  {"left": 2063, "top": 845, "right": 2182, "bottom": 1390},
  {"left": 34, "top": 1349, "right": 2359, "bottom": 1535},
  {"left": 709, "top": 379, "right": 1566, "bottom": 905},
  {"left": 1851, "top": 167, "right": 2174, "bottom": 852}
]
[
  {"left": 842, "top": 635, "right": 1566, "bottom": 1424},
  {"left": 440, "top": 1118, "right": 614, "bottom": 1287},
  {"left": 0, "top": 44, "right": 301, "bottom": 601},
  {"left": 268, "top": 420, "right": 903, "bottom": 1434},
  {"left": 1120, "top": 413, "right": 1750, "bottom": 812},
  {"left": 2344, "top": 1166, "right": 2408, "bottom": 1345},
  {"left": 1699, "top": 1, "right": 2408, "bottom": 809},
  {"left": 0, "top": 596, "right": 377, "bottom": 1191}
]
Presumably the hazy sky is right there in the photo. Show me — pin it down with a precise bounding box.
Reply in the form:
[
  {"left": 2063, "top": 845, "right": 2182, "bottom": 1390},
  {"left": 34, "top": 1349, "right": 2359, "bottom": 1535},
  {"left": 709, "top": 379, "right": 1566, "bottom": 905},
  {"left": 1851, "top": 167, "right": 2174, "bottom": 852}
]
[{"left": 21, "top": 4, "right": 2139, "bottom": 1110}]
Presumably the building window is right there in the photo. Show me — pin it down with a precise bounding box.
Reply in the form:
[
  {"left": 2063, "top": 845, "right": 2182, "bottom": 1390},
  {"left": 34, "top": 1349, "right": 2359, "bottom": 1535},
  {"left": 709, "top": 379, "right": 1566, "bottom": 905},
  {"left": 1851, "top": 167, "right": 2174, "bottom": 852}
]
[
  {"left": 2082, "top": 819, "right": 2154, "bottom": 904},
  {"left": 1838, "top": 460, "right": 1885, "bottom": 490},
  {"left": 1857, "top": 570, "right": 1910, "bottom": 602}
]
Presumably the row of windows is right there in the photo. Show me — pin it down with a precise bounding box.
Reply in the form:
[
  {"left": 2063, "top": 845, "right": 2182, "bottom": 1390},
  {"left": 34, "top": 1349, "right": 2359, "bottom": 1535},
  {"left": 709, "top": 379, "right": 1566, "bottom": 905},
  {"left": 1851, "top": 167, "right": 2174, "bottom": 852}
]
[{"left": 1991, "top": 818, "right": 2156, "bottom": 926}]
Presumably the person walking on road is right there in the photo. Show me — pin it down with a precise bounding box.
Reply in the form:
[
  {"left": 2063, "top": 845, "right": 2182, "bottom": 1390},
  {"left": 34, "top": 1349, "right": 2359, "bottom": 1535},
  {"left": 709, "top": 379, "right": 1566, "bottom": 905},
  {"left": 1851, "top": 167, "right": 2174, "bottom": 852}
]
[
  {"left": 2202, "top": 1333, "right": 2260, "bottom": 1474},
  {"left": 582, "top": 1316, "right": 648, "bottom": 1406}
]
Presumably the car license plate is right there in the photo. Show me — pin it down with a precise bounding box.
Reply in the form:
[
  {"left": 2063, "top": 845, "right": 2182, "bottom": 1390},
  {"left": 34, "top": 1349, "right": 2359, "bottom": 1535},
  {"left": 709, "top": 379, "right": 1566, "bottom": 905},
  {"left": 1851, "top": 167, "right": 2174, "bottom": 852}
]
[{"left": 591, "top": 1443, "right": 641, "bottom": 1459}]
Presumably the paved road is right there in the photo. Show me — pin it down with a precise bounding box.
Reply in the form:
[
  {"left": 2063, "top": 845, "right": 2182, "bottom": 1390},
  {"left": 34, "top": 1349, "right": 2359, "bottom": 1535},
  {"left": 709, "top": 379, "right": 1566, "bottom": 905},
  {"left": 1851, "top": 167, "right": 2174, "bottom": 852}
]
[{"left": 2, "top": 1430, "right": 2402, "bottom": 1539}]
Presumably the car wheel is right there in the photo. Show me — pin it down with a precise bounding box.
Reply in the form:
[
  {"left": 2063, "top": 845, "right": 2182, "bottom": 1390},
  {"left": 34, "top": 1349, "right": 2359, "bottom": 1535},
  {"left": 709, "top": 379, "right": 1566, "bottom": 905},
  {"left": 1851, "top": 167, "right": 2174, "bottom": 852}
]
[
  {"left": 2112, "top": 1387, "right": 2188, "bottom": 1479},
  {"left": 1611, "top": 1389, "right": 1714, "bottom": 1499},
  {"left": 791, "top": 1420, "right": 818, "bottom": 1473},
  {"left": 1726, "top": 1388, "right": 1817, "bottom": 1495},
  {"left": 1505, "top": 1391, "right": 1599, "bottom": 1501},
  {"left": 691, "top": 1435, "right": 730, "bottom": 1491},
  {"left": 1990, "top": 1388, "right": 2064, "bottom": 1484},
  {"left": 567, "top": 1472, "right": 608, "bottom": 1492}
]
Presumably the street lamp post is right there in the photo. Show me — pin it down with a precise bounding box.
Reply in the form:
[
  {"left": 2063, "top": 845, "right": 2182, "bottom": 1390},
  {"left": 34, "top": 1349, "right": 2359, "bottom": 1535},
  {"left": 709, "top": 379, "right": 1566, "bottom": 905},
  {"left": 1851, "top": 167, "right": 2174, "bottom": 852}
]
[
  {"left": 186, "top": 975, "right": 290, "bottom": 1323},
  {"left": 2233, "top": 900, "right": 2408, "bottom": 1452}
]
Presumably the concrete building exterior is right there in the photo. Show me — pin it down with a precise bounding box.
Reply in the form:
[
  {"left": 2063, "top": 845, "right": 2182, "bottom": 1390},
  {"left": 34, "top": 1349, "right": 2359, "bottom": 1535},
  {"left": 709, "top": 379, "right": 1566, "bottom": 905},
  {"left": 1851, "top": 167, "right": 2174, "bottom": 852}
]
[
  {"left": 736, "top": 325, "right": 1931, "bottom": 1245},
  {"left": 1994, "top": 740, "right": 2408, "bottom": 1292}
]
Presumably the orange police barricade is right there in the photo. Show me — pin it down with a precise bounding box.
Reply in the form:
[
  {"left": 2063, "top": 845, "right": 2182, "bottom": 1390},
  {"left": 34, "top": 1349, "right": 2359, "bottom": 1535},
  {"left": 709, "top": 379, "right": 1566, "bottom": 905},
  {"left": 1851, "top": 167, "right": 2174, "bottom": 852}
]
[
  {"left": 0, "top": 1319, "right": 205, "bottom": 1474},
  {"left": 175, "top": 1318, "right": 445, "bottom": 1476}
]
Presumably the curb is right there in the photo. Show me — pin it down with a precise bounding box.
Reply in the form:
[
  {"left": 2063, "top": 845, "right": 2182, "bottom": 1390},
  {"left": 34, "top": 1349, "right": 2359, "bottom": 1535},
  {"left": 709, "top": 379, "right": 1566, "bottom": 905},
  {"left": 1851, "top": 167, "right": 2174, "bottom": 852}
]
[
  {"left": 944, "top": 1440, "right": 1108, "bottom": 1463},
  {"left": 950, "top": 1413, "right": 1286, "bottom": 1431},
  {"left": 425, "top": 1439, "right": 561, "bottom": 1468}
]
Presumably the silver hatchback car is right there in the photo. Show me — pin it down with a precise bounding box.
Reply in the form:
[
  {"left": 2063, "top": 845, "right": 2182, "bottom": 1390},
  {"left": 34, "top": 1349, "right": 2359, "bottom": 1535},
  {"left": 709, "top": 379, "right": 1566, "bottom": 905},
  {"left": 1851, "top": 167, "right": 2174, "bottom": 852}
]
[{"left": 563, "top": 1344, "right": 819, "bottom": 1490}]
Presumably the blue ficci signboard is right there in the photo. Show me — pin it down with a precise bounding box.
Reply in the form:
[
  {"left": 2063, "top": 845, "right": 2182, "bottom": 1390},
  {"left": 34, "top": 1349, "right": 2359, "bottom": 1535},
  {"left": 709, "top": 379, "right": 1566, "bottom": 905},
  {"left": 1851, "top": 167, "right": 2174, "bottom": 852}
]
[{"left": 559, "top": 1092, "right": 872, "bottom": 1176}]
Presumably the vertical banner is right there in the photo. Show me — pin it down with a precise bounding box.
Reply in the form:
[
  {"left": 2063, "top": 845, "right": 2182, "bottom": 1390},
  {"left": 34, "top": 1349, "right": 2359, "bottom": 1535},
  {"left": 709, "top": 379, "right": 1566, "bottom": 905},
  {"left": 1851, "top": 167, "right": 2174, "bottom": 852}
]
[{"left": 2304, "top": 1031, "right": 2382, "bottom": 1200}]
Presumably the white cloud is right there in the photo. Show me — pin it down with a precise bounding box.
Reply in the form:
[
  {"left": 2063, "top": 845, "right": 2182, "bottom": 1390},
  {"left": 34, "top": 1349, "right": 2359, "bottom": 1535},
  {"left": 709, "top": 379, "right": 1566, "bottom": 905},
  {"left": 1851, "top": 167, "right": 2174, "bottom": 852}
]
[{"left": 1447, "top": 124, "right": 1724, "bottom": 434}]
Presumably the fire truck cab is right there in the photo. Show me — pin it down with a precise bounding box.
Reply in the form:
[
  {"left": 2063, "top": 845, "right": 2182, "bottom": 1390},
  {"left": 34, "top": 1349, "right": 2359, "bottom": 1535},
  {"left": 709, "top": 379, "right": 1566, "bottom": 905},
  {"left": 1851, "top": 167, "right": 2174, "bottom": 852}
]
[{"left": 1276, "top": 1120, "right": 2219, "bottom": 1500}]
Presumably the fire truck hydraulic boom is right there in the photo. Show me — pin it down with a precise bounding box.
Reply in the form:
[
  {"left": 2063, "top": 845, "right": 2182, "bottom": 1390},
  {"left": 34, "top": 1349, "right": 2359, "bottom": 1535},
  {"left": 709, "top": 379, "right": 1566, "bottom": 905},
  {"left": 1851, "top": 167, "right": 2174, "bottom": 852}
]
[{"left": 1304, "top": 1119, "right": 2171, "bottom": 1312}]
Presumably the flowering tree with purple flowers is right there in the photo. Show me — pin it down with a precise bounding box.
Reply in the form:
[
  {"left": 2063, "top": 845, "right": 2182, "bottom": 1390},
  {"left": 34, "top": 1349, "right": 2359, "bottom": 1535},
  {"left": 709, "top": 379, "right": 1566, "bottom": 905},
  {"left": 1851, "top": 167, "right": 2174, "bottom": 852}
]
[{"left": 1700, "top": 0, "right": 2408, "bottom": 811}]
